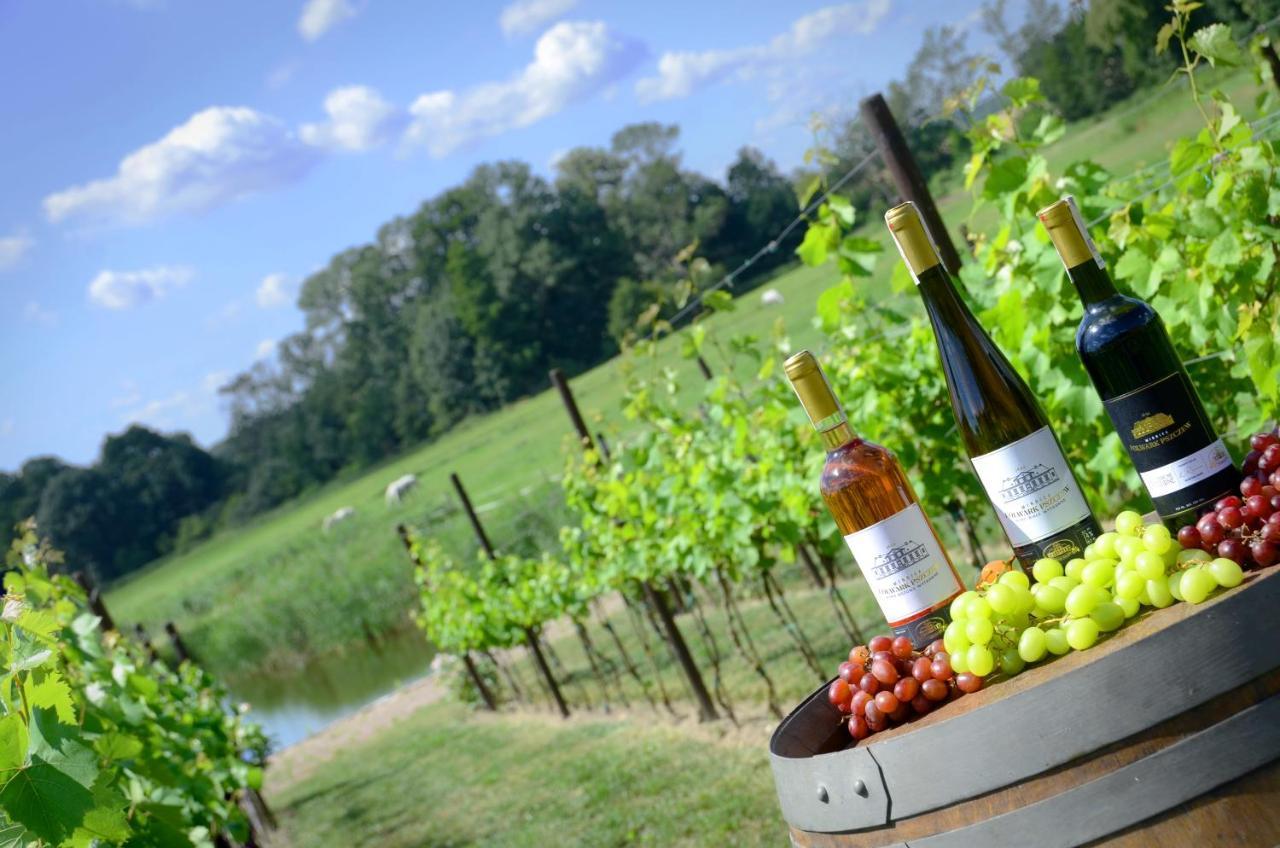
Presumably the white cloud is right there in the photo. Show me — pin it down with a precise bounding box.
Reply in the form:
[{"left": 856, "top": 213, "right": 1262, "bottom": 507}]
[
  {"left": 22, "top": 301, "right": 57, "bottom": 327},
  {"left": 202, "top": 370, "right": 230, "bottom": 394},
  {"left": 255, "top": 272, "right": 294, "bottom": 308},
  {"left": 301, "top": 85, "right": 405, "bottom": 152},
  {"left": 405, "top": 21, "right": 645, "bottom": 156},
  {"left": 267, "top": 61, "right": 300, "bottom": 90},
  {"left": 110, "top": 380, "right": 142, "bottom": 409},
  {"left": 255, "top": 338, "right": 276, "bottom": 359},
  {"left": 44, "top": 107, "right": 320, "bottom": 227},
  {"left": 298, "top": 0, "right": 357, "bottom": 41},
  {"left": 88, "top": 265, "right": 193, "bottom": 310},
  {"left": 500, "top": 0, "right": 578, "bottom": 38},
  {"left": 636, "top": 0, "right": 890, "bottom": 102},
  {"left": 0, "top": 231, "right": 33, "bottom": 272}
]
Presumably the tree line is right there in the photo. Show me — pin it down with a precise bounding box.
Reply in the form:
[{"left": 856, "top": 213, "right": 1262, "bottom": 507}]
[{"left": 4, "top": 0, "right": 1270, "bottom": 583}]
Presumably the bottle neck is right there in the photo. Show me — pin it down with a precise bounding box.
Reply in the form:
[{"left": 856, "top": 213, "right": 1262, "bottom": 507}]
[
  {"left": 915, "top": 263, "right": 978, "bottom": 330},
  {"left": 821, "top": 421, "right": 855, "bottom": 451},
  {"left": 1066, "top": 259, "right": 1119, "bottom": 308}
]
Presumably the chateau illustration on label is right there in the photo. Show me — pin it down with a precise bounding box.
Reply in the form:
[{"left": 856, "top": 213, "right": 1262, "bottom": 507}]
[{"left": 997, "top": 463, "right": 1060, "bottom": 503}]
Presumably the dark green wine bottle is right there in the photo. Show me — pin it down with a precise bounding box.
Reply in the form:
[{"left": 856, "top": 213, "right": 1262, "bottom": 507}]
[
  {"left": 1038, "top": 196, "right": 1236, "bottom": 527},
  {"left": 885, "top": 202, "right": 1101, "bottom": 570}
]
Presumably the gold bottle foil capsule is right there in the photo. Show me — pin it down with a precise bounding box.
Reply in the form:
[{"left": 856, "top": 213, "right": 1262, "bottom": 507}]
[
  {"left": 1037, "top": 196, "right": 1104, "bottom": 269},
  {"left": 884, "top": 202, "right": 943, "bottom": 281},
  {"left": 783, "top": 350, "right": 842, "bottom": 432}
]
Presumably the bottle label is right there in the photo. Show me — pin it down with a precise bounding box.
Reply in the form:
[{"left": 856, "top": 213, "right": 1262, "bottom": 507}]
[
  {"left": 970, "top": 426, "right": 1093, "bottom": 547},
  {"left": 843, "top": 503, "right": 962, "bottom": 626},
  {"left": 1102, "top": 372, "right": 1234, "bottom": 515}
]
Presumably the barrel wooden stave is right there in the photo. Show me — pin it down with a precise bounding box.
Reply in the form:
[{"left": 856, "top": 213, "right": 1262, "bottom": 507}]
[{"left": 772, "top": 565, "right": 1280, "bottom": 847}]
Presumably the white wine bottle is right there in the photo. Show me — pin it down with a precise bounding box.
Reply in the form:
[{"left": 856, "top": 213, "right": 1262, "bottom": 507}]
[{"left": 885, "top": 201, "right": 1101, "bottom": 571}]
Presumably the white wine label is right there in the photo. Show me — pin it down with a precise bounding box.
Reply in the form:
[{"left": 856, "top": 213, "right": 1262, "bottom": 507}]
[
  {"left": 970, "top": 426, "right": 1092, "bottom": 547},
  {"left": 1140, "top": 439, "right": 1233, "bottom": 498},
  {"left": 843, "top": 504, "right": 961, "bottom": 625}
]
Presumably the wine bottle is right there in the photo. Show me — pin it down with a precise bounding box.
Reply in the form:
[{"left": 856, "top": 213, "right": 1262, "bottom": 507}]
[
  {"left": 785, "top": 350, "right": 963, "bottom": 648},
  {"left": 885, "top": 201, "right": 1100, "bottom": 570},
  {"left": 1038, "top": 196, "right": 1236, "bottom": 527}
]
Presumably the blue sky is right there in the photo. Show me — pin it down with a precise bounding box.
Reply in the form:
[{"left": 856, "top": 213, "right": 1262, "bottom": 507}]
[{"left": 0, "top": 0, "right": 996, "bottom": 470}]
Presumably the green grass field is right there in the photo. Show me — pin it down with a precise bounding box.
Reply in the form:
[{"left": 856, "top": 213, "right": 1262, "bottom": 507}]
[{"left": 106, "top": 69, "right": 1263, "bottom": 680}]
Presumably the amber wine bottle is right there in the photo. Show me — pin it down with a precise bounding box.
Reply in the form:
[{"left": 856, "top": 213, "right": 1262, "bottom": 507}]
[
  {"left": 785, "top": 350, "right": 963, "bottom": 648},
  {"left": 885, "top": 202, "right": 1101, "bottom": 570},
  {"left": 1038, "top": 196, "right": 1236, "bottom": 526}
]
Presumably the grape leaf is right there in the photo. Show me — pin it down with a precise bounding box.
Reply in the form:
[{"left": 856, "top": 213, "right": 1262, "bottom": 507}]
[
  {"left": 26, "top": 670, "right": 75, "bottom": 725},
  {"left": 0, "top": 821, "right": 32, "bottom": 848},
  {"left": 0, "top": 717, "right": 27, "bottom": 781},
  {"left": 1188, "top": 23, "right": 1244, "bottom": 67}
]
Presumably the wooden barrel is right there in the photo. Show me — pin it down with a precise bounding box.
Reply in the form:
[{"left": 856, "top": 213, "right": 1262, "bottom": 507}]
[{"left": 770, "top": 564, "right": 1280, "bottom": 847}]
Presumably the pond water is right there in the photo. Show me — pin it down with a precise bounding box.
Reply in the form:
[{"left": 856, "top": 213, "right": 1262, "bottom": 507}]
[{"left": 230, "top": 628, "right": 435, "bottom": 750}]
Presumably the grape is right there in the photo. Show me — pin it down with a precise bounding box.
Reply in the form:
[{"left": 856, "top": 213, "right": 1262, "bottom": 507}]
[
  {"left": 966, "top": 645, "right": 995, "bottom": 676},
  {"left": 1262, "top": 523, "right": 1280, "bottom": 544},
  {"left": 1217, "top": 538, "right": 1245, "bottom": 563},
  {"left": 869, "top": 635, "right": 893, "bottom": 653},
  {"left": 926, "top": 638, "right": 945, "bottom": 656},
  {"left": 1010, "top": 585, "right": 1035, "bottom": 615},
  {"left": 965, "top": 617, "right": 994, "bottom": 646},
  {"left": 1251, "top": 432, "right": 1279, "bottom": 451},
  {"left": 849, "top": 645, "right": 871, "bottom": 665},
  {"left": 1082, "top": 559, "right": 1115, "bottom": 588},
  {"left": 1218, "top": 506, "right": 1244, "bottom": 530},
  {"left": 1116, "top": 510, "right": 1144, "bottom": 536},
  {"left": 1180, "top": 567, "right": 1216, "bottom": 604},
  {"left": 1065, "top": 558, "right": 1089, "bottom": 581},
  {"left": 1197, "top": 515, "right": 1225, "bottom": 545},
  {"left": 955, "top": 672, "right": 984, "bottom": 694},
  {"left": 922, "top": 678, "right": 948, "bottom": 701},
  {"left": 967, "top": 597, "right": 992, "bottom": 620},
  {"left": 950, "top": 591, "right": 978, "bottom": 620},
  {"left": 1047, "top": 575, "right": 1079, "bottom": 594},
  {"left": 1177, "top": 525, "right": 1201, "bottom": 549},
  {"left": 850, "top": 689, "right": 872, "bottom": 716},
  {"left": 838, "top": 662, "right": 860, "bottom": 683},
  {"left": 1216, "top": 495, "right": 1243, "bottom": 511},
  {"left": 1167, "top": 570, "right": 1186, "bottom": 602},
  {"left": 1044, "top": 627, "right": 1070, "bottom": 655},
  {"left": 1250, "top": 540, "right": 1278, "bottom": 567},
  {"left": 1034, "top": 585, "right": 1067, "bottom": 614},
  {"left": 1115, "top": 537, "right": 1142, "bottom": 564},
  {"left": 1262, "top": 444, "right": 1280, "bottom": 471},
  {"left": 891, "top": 636, "right": 914, "bottom": 659},
  {"left": 894, "top": 676, "right": 920, "bottom": 702},
  {"left": 1177, "top": 548, "right": 1211, "bottom": 564},
  {"left": 890, "top": 702, "right": 910, "bottom": 723},
  {"left": 1244, "top": 495, "right": 1270, "bottom": 520},
  {"left": 930, "top": 654, "right": 953, "bottom": 681},
  {"left": 858, "top": 673, "right": 880, "bottom": 695},
  {"left": 911, "top": 656, "right": 934, "bottom": 682},
  {"left": 1066, "top": 618, "right": 1100, "bottom": 650},
  {"left": 1116, "top": 595, "right": 1140, "bottom": 618},
  {"left": 985, "top": 583, "right": 1016, "bottom": 615},
  {"left": 1065, "top": 585, "right": 1100, "bottom": 617},
  {"left": 864, "top": 700, "right": 884, "bottom": 724},
  {"left": 999, "top": 570, "right": 1031, "bottom": 591},
  {"left": 1114, "top": 570, "right": 1145, "bottom": 600},
  {"left": 1142, "top": 526, "right": 1171, "bottom": 555},
  {"left": 848, "top": 715, "right": 870, "bottom": 740},
  {"left": 1031, "top": 558, "right": 1063, "bottom": 582},
  {"left": 1135, "top": 551, "right": 1165, "bottom": 580},
  {"left": 1090, "top": 602, "right": 1124, "bottom": 632},
  {"left": 1082, "top": 544, "right": 1099, "bottom": 560},
  {"left": 1208, "top": 557, "right": 1244, "bottom": 588},
  {"left": 1241, "top": 476, "right": 1262, "bottom": 498},
  {"left": 950, "top": 649, "right": 970, "bottom": 674},
  {"left": 871, "top": 658, "right": 899, "bottom": 685},
  {"left": 911, "top": 694, "right": 933, "bottom": 716},
  {"left": 1146, "top": 577, "right": 1174, "bottom": 608},
  {"left": 829, "top": 679, "right": 853, "bottom": 711},
  {"left": 999, "top": 648, "right": 1025, "bottom": 676},
  {"left": 943, "top": 621, "right": 970, "bottom": 655},
  {"left": 1094, "top": 532, "right": 1119, "bottom": 558},
  {"left": 874, "top": 691, "right": 900, "bottom": 714},
  {"left": 1018, "top": 626, "right": 1047, "bottom": 662}
]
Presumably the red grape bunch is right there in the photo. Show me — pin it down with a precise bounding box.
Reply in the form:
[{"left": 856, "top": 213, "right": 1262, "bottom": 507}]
[
  {"left": 1176, "top": 426, "right": 1280, "bottom": 569},
  {"left": 827, "top": 634, "right": 985, "bottom": 744}
]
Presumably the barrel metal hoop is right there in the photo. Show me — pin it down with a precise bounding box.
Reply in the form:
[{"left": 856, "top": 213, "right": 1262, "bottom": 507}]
[
  {"left": 771, "top": 737, "right": 890, "bottom": 832},
  {"left": 902, "top": 691, "right": 1280, "bottom": 848}
]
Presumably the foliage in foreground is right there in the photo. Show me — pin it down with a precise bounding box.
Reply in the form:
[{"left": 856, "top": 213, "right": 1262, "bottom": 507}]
[{"left": 0, "top": 524, "right": 267, "bottom": 847}]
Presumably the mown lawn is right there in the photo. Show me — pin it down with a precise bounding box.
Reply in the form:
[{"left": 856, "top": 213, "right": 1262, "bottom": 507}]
[{"left": 269, "top": 699, "right": 784, "bottom": 848}]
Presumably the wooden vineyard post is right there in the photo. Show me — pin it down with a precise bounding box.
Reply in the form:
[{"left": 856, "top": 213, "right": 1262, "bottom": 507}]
[
  {"left": 448, "top": 473, "right": 571, "bottom": 719},
  {"left": 548, "top": 367, "right": 720, "bottom": 722},
  {"left": 165, "top": 621, "right": 193, "bottom": 664},
  {"left": 395, "top": 523, "right": 498, "bottom": 712},
  {"left": 1262, "top": 41, "right": 1280, "bottom": 97},
  {"left": 859, "top": 92, "right": 963, "bottom": 275},
  {"left": 72, "top": 570, "right": 116, "bottom": 632},
  {"left": 696, "top": 354, "right": 714, "bottom": 381}
]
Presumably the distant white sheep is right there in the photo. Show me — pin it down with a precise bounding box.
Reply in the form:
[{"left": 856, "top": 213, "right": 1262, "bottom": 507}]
[
  {"left": 322, "top": 506, "right": 356, "bottom": 532},
  {"left": 385, "top": 473, "right": 419, "bottom": 505},
  {"left": 761, "top": 288, "right": 785, "bottom": 306}
]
